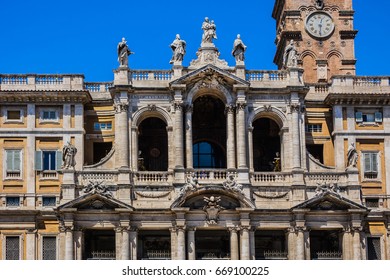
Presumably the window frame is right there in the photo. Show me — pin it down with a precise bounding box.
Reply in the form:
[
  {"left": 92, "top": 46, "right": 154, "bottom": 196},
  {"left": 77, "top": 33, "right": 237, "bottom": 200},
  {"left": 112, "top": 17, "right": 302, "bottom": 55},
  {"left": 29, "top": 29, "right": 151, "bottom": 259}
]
[
  {"left": 38, "top": 107, "right": 60, "bottom": 124},
  {"left": 355, "top": 109, "right": 383, "bottom": 126},
  {"left": 5, "top": 196, "right": 21, "bottom": 208},
  {"left": 40, "top": 235, "right": 58, "bottom": 260},
  {"left": 361, "top": 151, "right": 381, "bottom": 182},
  {"left": 366, "top": 235, "right": 383, "bottom": 260},
  {"left": 2, "top": 234, "right": 23, "bottom": 260},
  {"left": 305, "top": 123, "right": 323, "bottom": 133},
  {"left": 2, "top": 107, "right": 24, "bottom": 124},
  {"left": 35, "top": 149, "right": 62, "bottom": 180},
  {"left": 3, "top": 149, "right": 23, "bottom": 180},
  {"left": 93, "top": 122, "right": 113, "bottom": 131}
]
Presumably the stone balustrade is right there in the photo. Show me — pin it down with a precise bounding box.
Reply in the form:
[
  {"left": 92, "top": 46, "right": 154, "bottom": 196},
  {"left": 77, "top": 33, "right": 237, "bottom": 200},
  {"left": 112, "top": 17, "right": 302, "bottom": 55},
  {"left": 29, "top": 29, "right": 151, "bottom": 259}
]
[
  {"left": 0, "top": 74, "right": 84, "bottom": 91},
  {"left": 84, "top": 82, "right": 113, "bottom": 93},
  {"left": 77, "top": 171, "right": 119, "bottom": 185},
  {"left": 304, "top": 172, "right": 347, "bottom": 186},
  {"left": 192, "top": 169, "right": 230, "bottom": 184},
  {"left": 134, "top": 171, "right": 172, "bottom": 185},
  {"left": 251, "top": 172, "right": 292, "bottom": 186},
  {"left": 315, "top": 251, "right": 342, "bottom": 260},
  {"left": 264, "top": 250, "right": 288, "bottom": 260}
]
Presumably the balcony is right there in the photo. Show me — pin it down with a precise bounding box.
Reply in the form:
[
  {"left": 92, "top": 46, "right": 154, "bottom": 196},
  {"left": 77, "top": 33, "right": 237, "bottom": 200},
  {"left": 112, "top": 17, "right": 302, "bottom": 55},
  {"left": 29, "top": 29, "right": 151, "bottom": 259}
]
[
  {"left": 192, "top": 169, "right": 231, "bottom": 184},
  {"left": 251, "top": 172, "right": 292, "bottom": 186},
  {"left": 314, "top": 251, "right": 342, "bottom": 260},
  {"left": 264, "top": 250, "right": 288, "bottom": 260},
  {"left": 145, "top": 250, "right": 171, "bottom": 260},
  {"left": 134, "top": 171, "right": 173, "bottom": 186}
]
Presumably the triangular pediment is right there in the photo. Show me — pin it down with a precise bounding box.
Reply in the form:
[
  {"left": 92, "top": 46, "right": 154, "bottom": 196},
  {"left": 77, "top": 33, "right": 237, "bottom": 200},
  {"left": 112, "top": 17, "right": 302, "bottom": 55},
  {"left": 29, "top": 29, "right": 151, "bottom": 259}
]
[
  {"left": 292, "top": 191, "right": 367, "bottom": 211},
  {"left": 57, "top": 193, "right": 134, "bottom": 211},
  {"left": 170, "top": 64, "right": 249, "bottom": 88}
]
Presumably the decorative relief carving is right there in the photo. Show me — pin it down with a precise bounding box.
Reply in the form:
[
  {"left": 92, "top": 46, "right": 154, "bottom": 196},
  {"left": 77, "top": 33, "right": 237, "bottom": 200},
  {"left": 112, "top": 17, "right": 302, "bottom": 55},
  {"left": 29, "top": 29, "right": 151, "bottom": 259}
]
[
  {"left": 134, "top": 188, "right": 172, "bottom": 199},
  {"left": 147, "top": 104, "right": 157, "bottom": 111},
  {"left": 263, "top": 104, "right": 272, "bottom": 112},
  {"left": 236, "top": 102, "right": 246, "bottom": 111},
  {"left": 173, "top": 101, "right": 183, "bottom": 111},
  {"left": 222, "top": 174, "right": 243, "bottom": 194},
  {"left": 315, "top": 182, "right": 341, "bottom": 197},
  {"left": 203, "top": 196, "right": 224, "bottom": 224},
  {"left": 289, "top": 103, "right": 300, "bottom": 113},
  {"left": 253, "top": 189, "right": 289, "bottom": 199},
  {"left": 225, "top": 104, "right": 235, "bottom": 114},
  {"left": 115, "top": 103, "right": 129, "bottom": 113},
  {"left": 178, "top": 174, "right": 199, "bottom": 199},
  {"left": 83, "top": 180, "right": 113, "bottom": 198}
]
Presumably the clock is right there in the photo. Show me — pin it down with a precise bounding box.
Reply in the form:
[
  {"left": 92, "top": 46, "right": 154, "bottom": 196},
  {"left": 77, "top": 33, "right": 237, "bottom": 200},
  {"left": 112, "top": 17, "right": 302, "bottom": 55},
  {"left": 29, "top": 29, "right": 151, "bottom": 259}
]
[{"left": 305, "top": 12, "right": 335, "bottom": 38}]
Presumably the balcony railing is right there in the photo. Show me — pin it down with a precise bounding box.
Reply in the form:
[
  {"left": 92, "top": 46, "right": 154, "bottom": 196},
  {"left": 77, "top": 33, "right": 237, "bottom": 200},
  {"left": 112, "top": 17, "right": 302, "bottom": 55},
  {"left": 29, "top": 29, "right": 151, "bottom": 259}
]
[
  {"left": 264, "top": 250, "right": 288, "bottom": 260},
  {"left": 192, "top": 169, "right": 230, "bottom": 183},
  {"left": 89, "top": 251, "right": 116, "bottom": 260},
  {"left": 315, "top": 251, "right": 342, "bottom": 260},
  {"left": 0, "top": 74, "right": 84, "bottom": 90},
  {"left": 134, "top": 171, "right": 172, "bottom": 185},
  {"left": 146, "top": 250, "right": 171, "bottom": 260}
]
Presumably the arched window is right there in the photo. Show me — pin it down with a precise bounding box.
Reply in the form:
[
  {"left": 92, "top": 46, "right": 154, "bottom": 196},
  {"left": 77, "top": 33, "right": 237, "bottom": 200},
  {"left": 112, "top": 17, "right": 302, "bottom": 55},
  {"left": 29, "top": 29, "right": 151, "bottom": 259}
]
[{"left": 193, "top": 141, "right": 225, "bottom": 168}]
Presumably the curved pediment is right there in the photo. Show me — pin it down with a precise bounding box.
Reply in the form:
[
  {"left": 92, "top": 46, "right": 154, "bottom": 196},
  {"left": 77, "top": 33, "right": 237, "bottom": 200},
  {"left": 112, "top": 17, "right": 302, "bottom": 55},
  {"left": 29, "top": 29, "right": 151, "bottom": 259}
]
[{"left": 171, "top": 185, "right": 255, "bottom": 210}]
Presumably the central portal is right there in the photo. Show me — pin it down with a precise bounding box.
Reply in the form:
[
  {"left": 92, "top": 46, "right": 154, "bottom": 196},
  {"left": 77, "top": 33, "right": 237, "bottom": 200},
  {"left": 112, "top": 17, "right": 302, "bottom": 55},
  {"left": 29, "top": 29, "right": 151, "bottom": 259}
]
[
  {"left": 195, "top": 230, "right": 230, "bottom": 259},
  {"left": 83, "top": 229, "right": 116, "bottom": 260}
]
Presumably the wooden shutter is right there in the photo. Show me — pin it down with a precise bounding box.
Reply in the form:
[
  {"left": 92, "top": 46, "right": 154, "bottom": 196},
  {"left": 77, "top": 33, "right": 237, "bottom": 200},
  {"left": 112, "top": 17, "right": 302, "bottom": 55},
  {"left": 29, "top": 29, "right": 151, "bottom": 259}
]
[
  {"left": 355, "top": 112, "right": 363, "bottom": 123},
  {"left": 13, "top": 150, "right": 21, "bottom": 171},
  {"left": 56, "top": 151, "right": 62, "bottom": 171},
  {"left": 375, "top": 112, "right": 383, "bottom": 123},
  {"left": 35, "top": 151, "right": 43, "bottom": 171}
]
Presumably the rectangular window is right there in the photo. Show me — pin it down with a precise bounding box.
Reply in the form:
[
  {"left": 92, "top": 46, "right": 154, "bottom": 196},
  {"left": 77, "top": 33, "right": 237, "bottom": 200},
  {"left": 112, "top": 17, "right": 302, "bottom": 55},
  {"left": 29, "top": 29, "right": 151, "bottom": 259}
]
[
  {"left": 5, "top": 236, "right": 20, "bottom": 260},
  {"left": 94, "top": 122, "right": 112, "bottom": 131},
  {"left": 42, "top": 110, "right": 57, "bottom": 120},
  {"left": 355, "top": 111, "right": 382, "bottom": 124},
  {"left": 43, "top": 151, "right": 56, "bottom": 170},
  {"left": 5, "top": 149, "right": 21, "bottom": 178},
  {"left": 363, "top": 152, "right": 379, "bottom": 179},
  {"left": 365, "top": 198, "right": 379, "bottom": 208},
  {"left": 42, "top": 196, "right": 56, "bottom": 207},
  {"left": 367, "top": 237, "right": 381, "bottom": 260},
  {"left": 42, "top": 236, "right": 57, "bottom": 260},
  {"left": 7, "top": 110, "right": 21, "bottom": 120},
  {"left": 306, "top": 124, "right": 322, "bottom": 133},
  {"left": 6, "top": 197, "right": 20, "bottom": 207}
]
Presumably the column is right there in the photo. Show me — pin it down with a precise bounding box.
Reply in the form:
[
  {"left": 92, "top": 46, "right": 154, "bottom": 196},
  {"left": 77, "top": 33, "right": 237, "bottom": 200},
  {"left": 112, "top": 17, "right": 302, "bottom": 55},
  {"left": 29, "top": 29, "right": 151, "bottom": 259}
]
[
  {"left": 185, "top": 105, "right": 193, "bottom": 169},
  {"left": 26, "top": 135, "right": 35, "bottom": 207},
  {"left": 174, "top": 102, "right": 184, "bottom": 169},
  {"left": 229, "top": 228, "right": 239, "bottom": 260},
  {"left": 122, "top": 228, "right": 130, "bottom": 260},
  {"left": 74, "top": 104, "right": 84, "bottom": 171},
  {"left": 129, "top": 229, "right": 138, "bottom": 260},
  {"left": 176, "top": 226, "right": 186, "bottom": 260},
  {"left": 342, "top": 228, "right": 353, "bottom": 260},
  {"left": 65, "top": 227, "right": 74, "bottom": 260},
  {"left": 63, "top": 104, "right": 71, "bottom": 129},
  {"left": 170, "top": 227, "right": 177, "bottom": 260},
  {"left": 291, "top": 104, "right": 301, "bottom": 169},
  {"left": 115, "top": 102, "right": 129, "bottom": 168},
  {"left": 333, "top": 105, "right": 345, "bottom": 170},
  {"left": 352, "top": 228, "right": 362, "bottom": 260},
  {"left": 115, "top": 227, "right": 123, "bottom": 260},
  {"left": 74, "top": 228, "right": 83, "bottom": 260},
  {"left": 226, "top": 105, "right": 236, "bottom": 169},
  {"left": 26, "top": 229, "right": 36, "bottom": 260},
  {"left": 295, "top": 227, "right": 305, "bottom": 260},
  {"left": 187, "top": 228, "right": 196, "bottom": 260},
  {"left": 248, "top": 126, "right": 254, "bottom": 172},
  {"left": 131, "top": 127, "right": 138, "bottom": 170},
  {"left": 236, "top": 103, "right": 247, "bottom": 168},
  {"left": 286, "top": 228, "right": 295, "bottom": 260},
  {"left": 249, "top": 229, "right": 256, "bottom": 260},
  {"left": 240, "top": 227, "right": 250, "bottom": 260}
]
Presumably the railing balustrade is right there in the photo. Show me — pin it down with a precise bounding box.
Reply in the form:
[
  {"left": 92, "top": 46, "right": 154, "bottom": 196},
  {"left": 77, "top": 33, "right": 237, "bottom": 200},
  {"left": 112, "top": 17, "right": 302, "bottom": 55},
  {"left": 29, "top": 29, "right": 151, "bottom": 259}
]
[
  {"left": 146, "top": 250, "right": 171, "bottom": 260},
  {"left": 315, "top": 251, "right": 342, "bottom": 260},
  {"left": 264, "top": 250, "right": 288, "bottom": 260},
  {"left": 90, "top": 251, "right": 116, "bottom": 260}
]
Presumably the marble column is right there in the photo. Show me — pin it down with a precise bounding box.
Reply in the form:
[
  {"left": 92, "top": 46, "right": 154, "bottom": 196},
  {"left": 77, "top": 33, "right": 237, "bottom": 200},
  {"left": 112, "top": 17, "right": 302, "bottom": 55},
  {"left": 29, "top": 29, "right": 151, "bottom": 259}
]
[
  {"left": 122, "top": 228, "right": 130, "bottom": 260},
  {"left": 64, "top": 227, "right": 74, "bottom": 260},
  {"left": 131, "top": 127, "right": 138, "bottom": 170},
  {"left": 295, "top": 227, "right": 305, "bottom": 260},
  {"left": 187, "top": 228, "right": 196, "bottom": 260},
  {"left": 74, "top": 229, "right": 83, "bottom": 260},
  {"left": 185, "top": 105, "right": 193, "bottom": 170},
  {"left": 240, "top": 227, "right": 250, "bottom": 260},
  {"left": 176, "top": 227, "right": 186, "bottom": 260},
  {"left": 333, "top": 105, "right": 345, "bottom": 170},
  {"left": 226, "top": 105, "right": 236, "bottom": 169},
  {"left": 249, "top": 229, "right": 256, "bottom": 260},
  {"left": 26, "top": 135, "right": 35, "bottom": 207},
  {"left": 129, "top": 229, "right": 138, "bottom": 260},
  {"left": 115, "top": 227, "right": 123, "bottom": 260},
  {"left": 26, "top": 229, "right": 36, "bottom": 260},
  {"left": 342, "top": 229, "right": 353, "bottom": 260},
  {"left": 115, "top": 102, "right": 129, "bottom": 168},
  {"left": 352, "top": 228, "right": 362, "bottom": 260},
  {"left": 236, "top": 103, "right": 247, "bottom": 168},
  {"left": 174, "top": 102, "right": 184, "bottom": 169},
  {"left": 291, "top": 104, "right": 301, "bottom": 169},
  {"left": 170, "top": 227, "right": 177, "bottom": 260},
  {"left": 229, "top": 228, "right": 239, "bottom": 260},
  {"left": 248, "top": 126, "right": 254, "bottom": 172}
]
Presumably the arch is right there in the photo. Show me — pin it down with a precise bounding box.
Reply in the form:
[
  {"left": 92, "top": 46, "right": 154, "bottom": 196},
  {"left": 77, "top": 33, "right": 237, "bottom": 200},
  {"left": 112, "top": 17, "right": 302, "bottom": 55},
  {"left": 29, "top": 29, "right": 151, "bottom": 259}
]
[
  {"left": 184, "top": 80, "right": 234, "bottom": 105},
  {"left": 132, "top": 105, "right": 173, "bottom": 127},
  {"left": 299, "top": 50, "right": 317, "bottom": 62},
  {"left": 326, "top": 50, "right": 343, "bottom": 60},
  {"left": 248, "top": 106, "right": 287, "bottom": 129},
  {"left": 301, "top": 51, "right": 317, "bottom": 83}
]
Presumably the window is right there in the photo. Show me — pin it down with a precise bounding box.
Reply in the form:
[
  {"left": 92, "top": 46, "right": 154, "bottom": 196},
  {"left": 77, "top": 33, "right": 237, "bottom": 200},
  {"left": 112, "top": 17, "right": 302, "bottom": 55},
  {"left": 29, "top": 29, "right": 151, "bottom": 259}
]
[
  {"left": 5, "top": 236, "right": 20, "bottom": 260},
  {"left": 306, "top": 124, "right": 322, "bottom": 133},
  {"left": 355, "top": 111, "right": 382, "bottom": 124},
  {"left": 35, "top": 150, "right": 62, "bottom": 172},
  {"left": 5, "top": 149, "right": 22, "bottom": 178},
  {"left": 42, "top": 196, "right": 56, "bottom": 207},
  {"left": 7, "top": 110, "right": 21, "bottom": 120},
  {"left": 94, "top": 122, "right": 112, "bottom": 131},
  {"left": 365, "top": 198, "right": 379, "bottom": 208},
  {"left": 193, "top": 141, "right": 225, "bottom": 168},
  {"left": 39, "top": 109, "right": 59, "bottom": 123},
  {"left": 42, "top": 236, "right": 57, "bottom": 260},
  {"left": 6, "top": 197, "right": 20, "bottom": 207},
  {"left": 367, "top": 237, "right": 381, "bottom": 260},
  {"left": 363, "top": 152, "right": 379, "bottom": 179}
]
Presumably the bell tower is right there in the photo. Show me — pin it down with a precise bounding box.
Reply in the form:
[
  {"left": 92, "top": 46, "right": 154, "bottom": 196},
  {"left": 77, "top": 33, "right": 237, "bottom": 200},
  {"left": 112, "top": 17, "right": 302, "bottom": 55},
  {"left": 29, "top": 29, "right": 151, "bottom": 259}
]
[{"left": 272, "top": 0, "right": 357, "bottom": 83}]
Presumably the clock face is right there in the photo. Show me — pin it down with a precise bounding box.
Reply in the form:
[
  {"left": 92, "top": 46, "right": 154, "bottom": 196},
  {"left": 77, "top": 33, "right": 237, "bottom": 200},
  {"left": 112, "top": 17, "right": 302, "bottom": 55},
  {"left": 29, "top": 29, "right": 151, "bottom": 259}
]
[{"left": 305, "top": 12, "right": 335, "bottom": 38}]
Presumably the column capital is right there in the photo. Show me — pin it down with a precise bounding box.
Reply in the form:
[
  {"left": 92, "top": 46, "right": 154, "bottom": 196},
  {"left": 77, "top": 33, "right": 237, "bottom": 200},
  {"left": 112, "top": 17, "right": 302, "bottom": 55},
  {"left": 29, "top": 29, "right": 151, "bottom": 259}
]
[
  {"left": 26, "top": 229, "right": 38, "bottom": 234},
  {"left": 225, "top": 104, "right": 236, "bottom": 114},
  {"left": 228, "top": 226, "right": 240, "bottom": 233},
  {"left": 59, "top": 225, "right": 74, "bottom": 233},
  {"left": 174, "top": 101, "right": 184, "bottom": 111},
  {"left": 236, "top": 102, "right": 246, "bottom": 111},
  {"left": 289, "top": 103, "right": 300, "bottom": 113},
  {"left": 115, "top": 102, "right": 129, "bottom": 113}
]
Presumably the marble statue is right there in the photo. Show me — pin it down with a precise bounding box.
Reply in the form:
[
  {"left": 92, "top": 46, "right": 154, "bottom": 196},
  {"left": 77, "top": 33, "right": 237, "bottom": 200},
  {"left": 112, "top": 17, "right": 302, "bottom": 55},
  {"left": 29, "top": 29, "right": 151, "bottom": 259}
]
[
  {"left": 232, "top": 34, "right": 247, "bottom": 62},
  {"left": 62, "top": 141, "right": 77, "bottom": 169},
  {"left": 169, "top": 34, "right": 186, "bottom": 64},
  {"left": 201, "top": 17, "right": 217, "bottom": 44},
  {"left": 283, "top": 40, "right": 298, "bottom": 69},
  {"left": 117, "top": 37, "right": 133, "bottom": 67},
  {"left": 347, "top": 143, "right": 358, "bottom": 168}
]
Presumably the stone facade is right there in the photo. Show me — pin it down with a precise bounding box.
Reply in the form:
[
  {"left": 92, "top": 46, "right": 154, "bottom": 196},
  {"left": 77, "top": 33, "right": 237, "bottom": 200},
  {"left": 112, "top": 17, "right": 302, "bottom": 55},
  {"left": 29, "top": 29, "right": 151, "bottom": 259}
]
[{"left": 0, "top": 0, "right": 389, "bottom": 260}]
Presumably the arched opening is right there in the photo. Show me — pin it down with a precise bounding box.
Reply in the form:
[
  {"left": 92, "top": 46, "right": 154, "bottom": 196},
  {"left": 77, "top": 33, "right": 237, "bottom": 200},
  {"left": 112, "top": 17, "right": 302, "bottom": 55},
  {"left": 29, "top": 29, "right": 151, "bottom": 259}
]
[
  {"left": 192, "top": 95, "right": 226, "bottom": 169},
  {"left": 252, "top": 118, "right": 281, "bottom": 171},
  {"left": 138, "top": 117, "right": 168, "bottom": 171}
]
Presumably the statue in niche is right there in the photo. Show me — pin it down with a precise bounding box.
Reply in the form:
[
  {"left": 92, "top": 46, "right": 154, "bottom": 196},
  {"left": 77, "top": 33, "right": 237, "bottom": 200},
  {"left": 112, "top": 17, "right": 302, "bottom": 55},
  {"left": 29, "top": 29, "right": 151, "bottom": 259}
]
[
  {"left": 169, "top": 34, "right": 186, "bottom": 64},
  {"left": 273, "top": 152, "right": 281, "bottom": 172},
  {"left": 347, "top": 143, "right": 358, "bottom": 168},
  {"left": 315, "top": 0, "right": 324, "bottom": 9},
  {"left": 62, "top": 141, "right": 77, "bottom": 169},
  {"left": 117, "top": 37, "right": 133, "bottom": 67},
  {"left": 201, "top": 17, "right": 217, "bottom": 44},
  {"left": 203, "top": 196, "right": 223, "bottom": 224},
  {"left": 232, "top": 34, "right": 247, "bottom": 62},
  {"left": 283, "top": 40, "right": 298, "bottom": 69}
]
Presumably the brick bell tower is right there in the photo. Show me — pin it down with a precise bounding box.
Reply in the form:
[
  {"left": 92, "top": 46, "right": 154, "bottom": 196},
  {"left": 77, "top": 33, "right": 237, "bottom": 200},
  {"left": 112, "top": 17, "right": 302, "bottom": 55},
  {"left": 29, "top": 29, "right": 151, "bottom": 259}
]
[{"left": 272, "top": 0, "right": 357, "bottom": 83}]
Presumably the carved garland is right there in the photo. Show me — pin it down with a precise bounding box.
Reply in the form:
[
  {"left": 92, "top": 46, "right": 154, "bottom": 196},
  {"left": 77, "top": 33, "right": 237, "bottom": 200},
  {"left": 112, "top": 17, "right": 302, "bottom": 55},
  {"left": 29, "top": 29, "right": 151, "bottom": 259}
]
[
  {"left": 253, "top": 191, "right": 289, "bottom": 199},
  {"left": 134, "top": 190, "right": 172, "bottom": 199}
]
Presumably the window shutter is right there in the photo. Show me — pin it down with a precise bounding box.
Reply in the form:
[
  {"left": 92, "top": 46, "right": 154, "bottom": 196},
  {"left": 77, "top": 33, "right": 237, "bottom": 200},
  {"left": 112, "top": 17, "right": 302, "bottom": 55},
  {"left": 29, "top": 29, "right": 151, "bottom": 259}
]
[
  {"left": 355, "top": 112, "right": 363, "bottom": 123},
  {"left": 375, "top": 112, "right": 383, "bottom": 123},
  {"left": 56, "top": 151, "right": 63, "bottom": 170},
  {"left": 14, "top": 150, "right": 21, "bottom": 171},
  {"left": 6, "top": 150, "right": 13, "bottom": 171},
  {"left": 35, "top": 151, "right": 43, "bottom": 171},
  {"left": 364, "top": 153, "right": 371, "bottom": 172},
  {"left": 372, "top": 153, "right": 378, "bottom": 172}
]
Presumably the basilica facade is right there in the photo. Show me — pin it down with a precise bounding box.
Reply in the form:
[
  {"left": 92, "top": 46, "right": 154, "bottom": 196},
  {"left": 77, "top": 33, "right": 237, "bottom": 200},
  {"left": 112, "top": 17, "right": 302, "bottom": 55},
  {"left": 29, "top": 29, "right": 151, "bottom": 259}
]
[{"left": 0, "top": 0, "right": 389, "bottom": 260}]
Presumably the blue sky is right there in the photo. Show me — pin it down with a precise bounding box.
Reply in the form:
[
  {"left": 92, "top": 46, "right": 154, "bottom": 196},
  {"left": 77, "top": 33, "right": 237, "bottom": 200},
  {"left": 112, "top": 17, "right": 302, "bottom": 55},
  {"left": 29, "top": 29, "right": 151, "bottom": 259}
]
[{"left": 0, "top": 0, "right": 388, "bottom": 81}]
